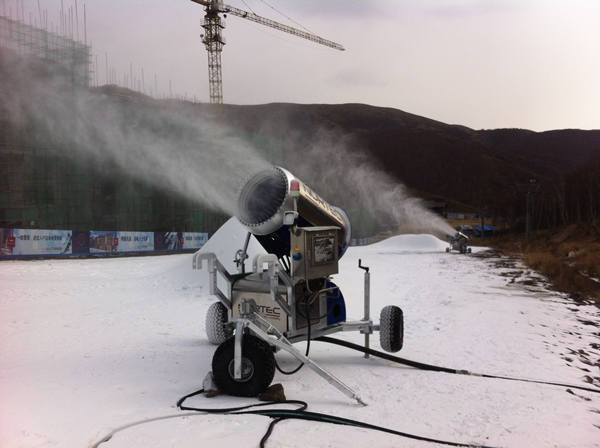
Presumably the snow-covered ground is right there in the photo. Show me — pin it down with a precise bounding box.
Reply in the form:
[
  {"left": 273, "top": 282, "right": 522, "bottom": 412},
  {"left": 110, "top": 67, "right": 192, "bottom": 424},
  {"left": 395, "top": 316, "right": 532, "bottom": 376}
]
[{"left": 1, "top": 229, "right": 599, "bottom": 447}]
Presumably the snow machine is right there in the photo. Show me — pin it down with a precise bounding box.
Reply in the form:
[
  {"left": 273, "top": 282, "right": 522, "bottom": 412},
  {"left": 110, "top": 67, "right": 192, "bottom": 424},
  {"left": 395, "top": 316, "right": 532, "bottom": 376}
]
[
  {"left": 194, "top": 166, "right": 404, "bottom": 404},
  {"left": 446, "top": 231, "right": 472, "bottom": 254}
]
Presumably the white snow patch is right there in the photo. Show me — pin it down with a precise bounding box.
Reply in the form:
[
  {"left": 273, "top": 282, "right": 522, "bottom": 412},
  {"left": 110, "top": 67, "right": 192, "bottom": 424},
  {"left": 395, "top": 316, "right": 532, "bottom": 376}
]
[{"left": 365, "top": 233, "right": 448, "bottom": 252}]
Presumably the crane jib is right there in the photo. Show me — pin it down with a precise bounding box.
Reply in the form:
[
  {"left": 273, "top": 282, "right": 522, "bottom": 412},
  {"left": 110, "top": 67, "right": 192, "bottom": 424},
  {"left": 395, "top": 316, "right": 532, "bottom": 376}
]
[
  {"left": 189, "top": 0, "right": 344, "bottom": 51},
  {"left": 221, "top": 4, "right": 345, "bottom": 51},
  {"left": 188, "top": 0, "right": 345, "bottom": 104}
]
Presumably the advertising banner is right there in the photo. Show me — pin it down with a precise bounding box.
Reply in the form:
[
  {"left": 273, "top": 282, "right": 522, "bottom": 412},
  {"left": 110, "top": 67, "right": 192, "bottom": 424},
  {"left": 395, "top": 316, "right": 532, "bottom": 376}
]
[
  {"left": 0, "top": 228, "right": 72, "bottom": 256},
  {"left": 114, "top": 231, "right": 154, "bottom": 252},
  {"left": 1, "top": 228, "right": 209, "bottom": 258},
  {"left": 154, "top": 232, "right": 184, "bottom": 251},
  {"left": 89, "top": 231, "right": 119, "bottom": 254},
  {"left": 72, "top": 230, "right": 90, "bottom": 254},
  {"left": 182, "top": 232, "right": 209, "bottom": 250}
]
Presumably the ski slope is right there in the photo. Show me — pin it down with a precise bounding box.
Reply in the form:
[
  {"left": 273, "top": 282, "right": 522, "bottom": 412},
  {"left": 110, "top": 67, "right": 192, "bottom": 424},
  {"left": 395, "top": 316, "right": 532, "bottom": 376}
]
[{"left": 1, "top": 229, "right": 599, "bottom": 447}]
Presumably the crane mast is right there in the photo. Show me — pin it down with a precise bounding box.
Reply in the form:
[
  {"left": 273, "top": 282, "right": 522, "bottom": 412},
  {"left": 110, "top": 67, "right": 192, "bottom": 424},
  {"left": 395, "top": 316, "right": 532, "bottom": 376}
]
[
  {"left": 190, "top": 0, "right": 344, "bottom": 104},
  {"left": 201, "top": 0, "right": 226, "bottom": 104}
]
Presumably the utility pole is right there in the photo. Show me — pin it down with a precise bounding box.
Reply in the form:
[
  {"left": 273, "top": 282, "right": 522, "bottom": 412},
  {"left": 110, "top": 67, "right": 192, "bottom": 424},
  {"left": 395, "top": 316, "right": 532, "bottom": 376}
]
[
  {"left": 480, "top": 213, "right": 485, "bottom": 238},
  {"left": 524, "top": 178, "right": 540, "bottom": 239}
]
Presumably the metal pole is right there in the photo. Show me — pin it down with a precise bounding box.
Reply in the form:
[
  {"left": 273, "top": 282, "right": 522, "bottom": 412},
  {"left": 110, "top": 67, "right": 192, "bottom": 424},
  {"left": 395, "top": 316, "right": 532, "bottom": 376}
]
[
  {"left": 233, "top": 320, "right": 244, "bottom": 380},
  {"left": 524, "top": 178, "right": 538, "bottom": 240},
  {"left": 480, "top": 213, "right": 484, "bottom": 239},
  {"left": 526, "top": 191, "right": 531, "bottom": 240},
  {"left": 364, "top": 269, "right": 370, "bottom": 359},
  {"left": 358, "top": 259, "right": 370, "bottom": 359}
]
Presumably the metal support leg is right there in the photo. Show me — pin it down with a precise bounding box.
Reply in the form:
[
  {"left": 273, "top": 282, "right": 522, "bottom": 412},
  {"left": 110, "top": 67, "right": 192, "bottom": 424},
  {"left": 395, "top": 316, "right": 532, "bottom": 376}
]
[
  {"left": 233, "top": 320, "right": 245, "bottom": 380},
  {"left": 364, "top": 270, "right": 370, "bottom": 359},
  {"left": 359, "top": 259, "right": 371, "bottom": 359}
]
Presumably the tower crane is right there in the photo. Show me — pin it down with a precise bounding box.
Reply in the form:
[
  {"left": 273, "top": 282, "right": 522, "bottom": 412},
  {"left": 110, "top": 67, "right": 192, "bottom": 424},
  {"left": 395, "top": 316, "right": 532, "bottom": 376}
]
[{"left": 189, "top": 0, "right": 344, "bottom": 104}]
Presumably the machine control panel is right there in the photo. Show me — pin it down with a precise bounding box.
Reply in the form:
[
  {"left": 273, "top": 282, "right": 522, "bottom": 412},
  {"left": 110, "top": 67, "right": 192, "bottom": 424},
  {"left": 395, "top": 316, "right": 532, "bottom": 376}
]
[{"left": 290, "top": 226, "right": 339, "bottom": 280}]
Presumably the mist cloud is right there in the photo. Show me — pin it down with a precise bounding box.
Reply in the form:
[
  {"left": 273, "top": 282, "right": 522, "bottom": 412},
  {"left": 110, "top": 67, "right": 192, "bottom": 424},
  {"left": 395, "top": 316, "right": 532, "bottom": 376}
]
[
  {"left": 272, "top": 126, "right": 455, "bottom": 238},
  {"left": 1, "top": 47, "right": 453, "bottom": 239},
  {"left": 0, "top": 49, "right": 269, "bottom": 217}
]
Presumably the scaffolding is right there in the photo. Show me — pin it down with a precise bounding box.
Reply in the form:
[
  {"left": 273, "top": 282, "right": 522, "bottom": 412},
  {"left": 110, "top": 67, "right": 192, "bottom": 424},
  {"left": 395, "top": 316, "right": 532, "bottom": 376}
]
[
  {"left": 0, "top": 14, "right": 91, "bottom": 87},
  {"left": 0, "top": 10, "right": 227, "bottom": 233}
]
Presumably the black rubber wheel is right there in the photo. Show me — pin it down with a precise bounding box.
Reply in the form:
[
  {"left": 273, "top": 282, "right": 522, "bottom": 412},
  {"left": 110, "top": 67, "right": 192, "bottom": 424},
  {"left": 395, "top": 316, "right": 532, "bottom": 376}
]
[
  {"left": 380, "top": 305, "right": 404, "bottom": 353},
  {"left": 205, "top": 302, "right": 232, "bottom": 345},
  {"left": 212, "top": 334, "right": 275, "bottom": 397}
]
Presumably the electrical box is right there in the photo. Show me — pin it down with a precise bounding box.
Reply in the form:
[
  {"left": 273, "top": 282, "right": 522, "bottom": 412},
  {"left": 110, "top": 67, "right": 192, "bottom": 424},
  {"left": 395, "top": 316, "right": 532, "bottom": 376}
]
[{"left": 290, "top": 226, "right": 339, "bottom": 280}]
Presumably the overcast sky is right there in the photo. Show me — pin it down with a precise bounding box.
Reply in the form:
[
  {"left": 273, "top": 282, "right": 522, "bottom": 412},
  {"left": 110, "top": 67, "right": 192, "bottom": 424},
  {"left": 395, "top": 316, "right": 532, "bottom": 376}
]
[{"left": 8, "top": 0, "right": 600, "bottom": 131}]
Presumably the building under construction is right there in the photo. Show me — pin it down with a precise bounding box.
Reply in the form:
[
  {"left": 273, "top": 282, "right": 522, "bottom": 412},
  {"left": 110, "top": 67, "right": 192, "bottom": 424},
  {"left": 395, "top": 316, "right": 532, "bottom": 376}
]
[
  {"left": 0, "top": 14, "right": 227, "bottom": 234},
  {"left": 0, "top": 14, "right": 90, "bottom": 86}
]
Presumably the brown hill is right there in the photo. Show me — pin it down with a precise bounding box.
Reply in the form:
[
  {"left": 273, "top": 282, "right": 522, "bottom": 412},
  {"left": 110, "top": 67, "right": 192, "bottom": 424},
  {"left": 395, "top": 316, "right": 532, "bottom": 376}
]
[
  {"left": 208, "top": 102, "right": 600, "bottom": 225},
  {"left": 76, "top": 90, "right": 600, "bottom": 222}
]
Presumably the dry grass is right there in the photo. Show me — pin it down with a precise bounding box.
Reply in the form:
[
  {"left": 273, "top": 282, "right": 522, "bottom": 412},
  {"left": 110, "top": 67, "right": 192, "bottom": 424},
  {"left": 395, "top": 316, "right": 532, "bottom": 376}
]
[{"left": 489, "top": 224, "right": 600, "bottom": 304}]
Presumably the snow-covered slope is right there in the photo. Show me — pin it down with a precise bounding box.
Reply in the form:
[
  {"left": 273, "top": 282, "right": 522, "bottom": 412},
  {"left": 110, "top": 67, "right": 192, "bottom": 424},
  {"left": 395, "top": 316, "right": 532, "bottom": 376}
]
[
  {"left": 365, "top": 233, "right": 449, "bottom": 252},
  {"left": 1, "top": 234, "right": 598, "bottom": 448}
]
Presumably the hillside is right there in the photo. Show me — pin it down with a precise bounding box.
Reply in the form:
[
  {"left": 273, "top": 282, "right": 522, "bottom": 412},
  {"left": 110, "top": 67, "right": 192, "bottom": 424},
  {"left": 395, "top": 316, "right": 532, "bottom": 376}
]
[
  {"left": 208, "top": 102, "right": 600, "bottom": 226},
  {"left": 65, "top": 83, "right": 600, "bottom": 226}
]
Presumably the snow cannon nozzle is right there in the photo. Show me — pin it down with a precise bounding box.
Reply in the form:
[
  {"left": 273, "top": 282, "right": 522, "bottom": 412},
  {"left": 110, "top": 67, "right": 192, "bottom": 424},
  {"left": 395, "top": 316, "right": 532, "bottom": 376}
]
[{"left": 236, "top": 166, "right": 351, "bottom": 257}]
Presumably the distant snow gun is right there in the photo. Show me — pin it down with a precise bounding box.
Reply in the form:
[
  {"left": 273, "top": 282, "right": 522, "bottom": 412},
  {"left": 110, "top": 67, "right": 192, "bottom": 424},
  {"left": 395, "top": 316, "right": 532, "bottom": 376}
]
[
  {"left": 446, "top": 231, "right": 471, "bottom": 254},
  {"left": 194, "top": 166, "right": 404, "bottom": 405}
]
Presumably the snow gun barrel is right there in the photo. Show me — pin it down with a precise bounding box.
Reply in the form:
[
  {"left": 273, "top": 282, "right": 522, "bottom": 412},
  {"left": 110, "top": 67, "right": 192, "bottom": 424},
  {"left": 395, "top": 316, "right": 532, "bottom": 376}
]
[{"left": 236, "top": 166, "right": 351, "bottom": 256}]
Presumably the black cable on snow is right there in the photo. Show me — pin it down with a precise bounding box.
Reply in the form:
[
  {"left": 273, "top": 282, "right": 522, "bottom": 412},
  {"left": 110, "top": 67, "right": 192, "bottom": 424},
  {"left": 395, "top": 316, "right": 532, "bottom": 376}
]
[
  {"left": 244, "top": 409, "right": 497, "bottom": 447},
  {"left": 94, "top": 335, "right": 598, "bottom": 448},
  {"left": 176, "top": 388, "right": 498, "bottom": 448},
  {"left": 176, "top": 387, "right": 308, "bottom": 413},
  {"left": 315, "top": 336, "right": 600, "bottom": 395},
  {"left": 92, "top": 389, "right": 308, "bottom": 448},
  {"left": 177, "top": 387, "right": 307, "bottom": 448}
]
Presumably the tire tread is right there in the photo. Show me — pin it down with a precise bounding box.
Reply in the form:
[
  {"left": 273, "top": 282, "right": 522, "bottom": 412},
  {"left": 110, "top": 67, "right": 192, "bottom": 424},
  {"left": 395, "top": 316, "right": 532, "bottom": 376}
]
[
  {"left": 206, "top": 302, "right": 232, "bottom": 345},
  {"left": 380, "top": 305, "right": 404, "bottom": 353}
]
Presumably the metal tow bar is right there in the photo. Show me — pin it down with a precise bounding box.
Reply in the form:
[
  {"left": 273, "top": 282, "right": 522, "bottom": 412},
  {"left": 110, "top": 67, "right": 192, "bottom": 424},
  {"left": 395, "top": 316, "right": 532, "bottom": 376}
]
[{"left": 235, "top": 302, "right": 367, "bottom": 406}]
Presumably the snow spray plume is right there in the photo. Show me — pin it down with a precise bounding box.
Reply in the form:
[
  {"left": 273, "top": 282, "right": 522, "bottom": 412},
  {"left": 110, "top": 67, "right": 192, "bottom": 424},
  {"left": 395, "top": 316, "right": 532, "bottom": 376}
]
[
  {"left": 279, "top": 128, "right": 455, "bottom": 238},
  {"left": 0, "top": 49, "right": 269, "bottom": 216}
]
